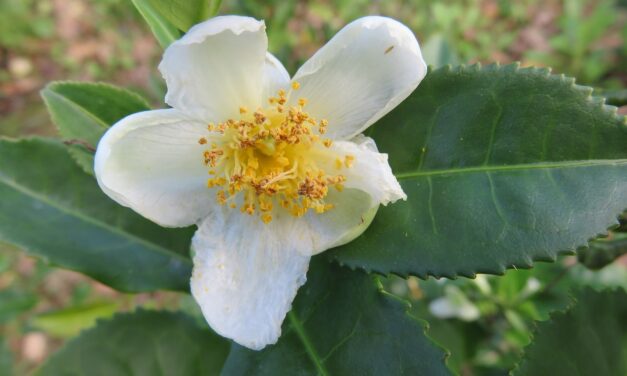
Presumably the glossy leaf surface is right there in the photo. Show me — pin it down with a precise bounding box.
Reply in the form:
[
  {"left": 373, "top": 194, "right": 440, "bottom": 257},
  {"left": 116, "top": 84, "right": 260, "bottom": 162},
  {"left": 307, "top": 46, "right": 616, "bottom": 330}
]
[
  {"left": 332, "top": 64, "right": 627, "bottom": 278},
  {"left": 130, "top": 0, "right": 181, "bottom": 48}
]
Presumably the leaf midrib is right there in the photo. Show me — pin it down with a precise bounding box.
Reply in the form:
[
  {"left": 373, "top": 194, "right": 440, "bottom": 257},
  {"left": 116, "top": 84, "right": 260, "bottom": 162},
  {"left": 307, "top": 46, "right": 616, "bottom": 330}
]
[
  {"left": 0, "top": 175, "right": 191, "bottom": 264},
  {"left": 394, "top": 159, "right": 627, "bottom": 180},
  {"left": 288, "top": 311, "right": 329, "bottom": 376},
  {"left": 43, "top": 88, "right": 111, "bottom": 130}
]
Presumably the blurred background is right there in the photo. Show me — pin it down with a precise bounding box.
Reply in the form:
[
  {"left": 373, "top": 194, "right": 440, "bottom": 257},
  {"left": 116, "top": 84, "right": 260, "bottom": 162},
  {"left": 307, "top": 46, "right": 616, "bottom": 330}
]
[{"left": 0, "top": 0, "right": 625, "bottom": 375}]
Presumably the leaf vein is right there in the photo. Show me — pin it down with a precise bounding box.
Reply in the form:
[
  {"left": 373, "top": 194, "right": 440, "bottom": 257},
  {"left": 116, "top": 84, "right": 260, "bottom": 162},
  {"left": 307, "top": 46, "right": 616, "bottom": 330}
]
[{"left": 395, "top": 159, "right": 627, "bottom": 180}]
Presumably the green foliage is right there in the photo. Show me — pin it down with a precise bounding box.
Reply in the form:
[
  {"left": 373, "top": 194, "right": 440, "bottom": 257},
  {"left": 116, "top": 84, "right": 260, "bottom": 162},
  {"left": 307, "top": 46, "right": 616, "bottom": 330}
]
[
  {"left": 222, "top": 258, "right": 450, "bottom": 375},
  {"left": 526, "top": 0, "right": 622, "bottom": 85},
  {"left": 0, "top": 138, "right": 194, "bottom": 292},
  {"left": 0, "top": 0, "right": 53, "bottom": 48},
  {"left": 38, "top": 310, "right": 230, "bottom": 376},
  {"left": 0, "top": 338, "right": 12, "bottom": 376},
  {"left": 41, "top": 81, "right": 150, "bottom": 175},
  {"left": 0, "top": 289, "right": 38, "bottom": 323},
  {"left": 387, "top": 256, "right": 627, "bottom": 374},
  {"left": 580, "top": 234, "right": 627, "bottom": 270},
  {"left": 395, "top": 262, "right": 565, "bottom": 373},
  {"left": 513, "top": 288, "right": 627, "bottom": 375},
  {"left": 130, "top": 0, "right": 181, "bottom": 48},
  {"left": 331, "top": 64, "right": 627, "bottom": 278}
]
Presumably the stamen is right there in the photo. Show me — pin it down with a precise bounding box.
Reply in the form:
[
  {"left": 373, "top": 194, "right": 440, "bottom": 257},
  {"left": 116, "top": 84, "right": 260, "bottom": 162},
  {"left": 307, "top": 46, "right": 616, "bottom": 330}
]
[{"left": 198, "top": 87, "right": 355, "bottom": 223}]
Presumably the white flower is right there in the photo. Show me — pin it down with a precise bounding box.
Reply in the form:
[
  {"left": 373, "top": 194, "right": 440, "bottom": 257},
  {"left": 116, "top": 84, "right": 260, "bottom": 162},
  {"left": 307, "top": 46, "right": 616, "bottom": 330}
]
[{"left": 94, "top": 15, "right": 426, "bottom": 350}]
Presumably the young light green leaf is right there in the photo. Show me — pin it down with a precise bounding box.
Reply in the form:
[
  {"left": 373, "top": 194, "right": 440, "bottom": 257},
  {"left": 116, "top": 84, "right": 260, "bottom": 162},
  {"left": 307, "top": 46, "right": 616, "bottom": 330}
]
[
  {"left": 0, "top": 138, "right": 194, "bottom": 292},
  {"left": 38, "top": 310, "right": 229, "bottom": 376},
  {"left": 130, "top": 0, "right": 181, "bottom": 48},
  {"left": 513, "top": 288, "right": 627, "bottom": 376},
  {"left": 41, "top": 81, "right": 150, "bottom": 175},
  {"left": 331, "top": 64, "right": 627, "bottom": 278},
  {"left": 32, "top": 302, "right": 119, "bottom": 338},
  {"left": 144, "top": 0, "right": 218, "bottom": 32},
  {"left": 222, "top": 258, "right": 450, "bottom": 375}
]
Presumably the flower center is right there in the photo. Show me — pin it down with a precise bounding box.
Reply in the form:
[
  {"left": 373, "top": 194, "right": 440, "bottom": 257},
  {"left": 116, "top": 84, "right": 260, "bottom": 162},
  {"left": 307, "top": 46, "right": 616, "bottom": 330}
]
[{"left": 198, "top": 82, "right": 353, "bottom": 223}]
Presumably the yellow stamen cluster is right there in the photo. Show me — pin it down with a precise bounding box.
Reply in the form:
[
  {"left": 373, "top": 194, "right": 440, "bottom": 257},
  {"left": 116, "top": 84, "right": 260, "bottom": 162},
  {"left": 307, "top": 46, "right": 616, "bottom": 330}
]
[{"left": 199, "top": 83, "right": 353, "bottom": 223}]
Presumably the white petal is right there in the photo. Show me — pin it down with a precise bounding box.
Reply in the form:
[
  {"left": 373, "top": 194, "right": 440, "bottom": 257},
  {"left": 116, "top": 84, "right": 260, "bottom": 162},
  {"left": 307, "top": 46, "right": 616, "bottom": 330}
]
[
  {"left": 291, "top": 16, "right": 427, "bottom": 140},
  {"left": 261, "top": 52, "right": 290, "bottom": 102},
  {"left": 295, "top": 188, "right": 379, "bottom": 256},
  {"left": 330, "top": 136, "right": 406, "bottom": 205},
  {"left": 159, "top": 16, "right": 267, "bottom": 122},
  {"left": 190, "top": 210, "right": 311, "bottom": 350},
  {"left": 94, "top": 109, "right": 214, "bottom": 227}
]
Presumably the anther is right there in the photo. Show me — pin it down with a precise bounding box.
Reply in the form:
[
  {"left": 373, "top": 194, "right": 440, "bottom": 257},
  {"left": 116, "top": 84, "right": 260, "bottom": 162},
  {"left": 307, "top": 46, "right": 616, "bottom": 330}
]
[
  {"left": 200, "top": 86, "right": 352, "bottom": 223},
  {"left": 345, "top": 155, "right": 355, "bottom": 168}
]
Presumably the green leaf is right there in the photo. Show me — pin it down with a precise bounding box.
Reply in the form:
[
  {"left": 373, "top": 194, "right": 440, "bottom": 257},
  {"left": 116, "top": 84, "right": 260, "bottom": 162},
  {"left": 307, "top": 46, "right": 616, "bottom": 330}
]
[
  {"left": 130, "top": 0, "right": 181, "bottom": 48},
  {"left": 0, "top": 289, "right": 37, "bottom": 323},
  {"left": 579, "top": 233, "right": 627, "bottom": 270},
  {"left": 332, "top": 64, "right": 627, "bottom": 278},
  {"left": 41, "top": 81, "right": 150, "bottom": 175},
  {"left": 207, "top": 0, "right": 222, "bottom": 18},
  {"left": 0, "top": 137, "right": 193, "bottom": 292},
  {"left": 38, "top": 310, "right": 229, "bottom": 376},
  {"left": 513, "top": 288, "right": 627, "bottom": 376},
  {"left": 32, "top": 302, "right": 119, "bottom": 338},
  {"left": 144, "top": 0, "right": 216, "bottom": 32},
  {"left": 222, "top": 258, "right": 450, "bottom": 375}
]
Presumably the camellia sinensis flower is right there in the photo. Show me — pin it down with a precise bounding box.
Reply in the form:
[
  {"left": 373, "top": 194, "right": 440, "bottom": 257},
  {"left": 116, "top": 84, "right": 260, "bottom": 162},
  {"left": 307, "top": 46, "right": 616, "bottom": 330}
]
[{"left": 94, "top": 15, "right": 426, "bottom": 350}]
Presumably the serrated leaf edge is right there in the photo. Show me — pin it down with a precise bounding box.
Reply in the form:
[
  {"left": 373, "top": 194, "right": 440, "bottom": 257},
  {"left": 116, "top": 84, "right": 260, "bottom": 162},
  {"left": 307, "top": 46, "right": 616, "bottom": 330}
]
[{"left": 330, "top": 62, "right": 627, "bottom": 280}]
